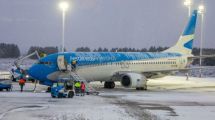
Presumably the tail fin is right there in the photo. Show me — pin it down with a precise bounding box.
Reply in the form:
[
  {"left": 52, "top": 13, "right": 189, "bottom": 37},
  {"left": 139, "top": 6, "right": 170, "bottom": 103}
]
[{"left": 164, "top": 10, "right": 198, "bottom": 55}]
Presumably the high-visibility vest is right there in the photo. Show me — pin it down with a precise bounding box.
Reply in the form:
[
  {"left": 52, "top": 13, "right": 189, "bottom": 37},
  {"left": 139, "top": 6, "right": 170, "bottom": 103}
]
[{"left": 75, "top": 82, "right": 81, "bottom": 88}]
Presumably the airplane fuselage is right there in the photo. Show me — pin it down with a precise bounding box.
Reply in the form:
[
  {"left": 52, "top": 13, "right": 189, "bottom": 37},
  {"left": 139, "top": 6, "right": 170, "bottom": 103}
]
[{"left": 28, "top": 52, "right": 191, "bottom": 86}]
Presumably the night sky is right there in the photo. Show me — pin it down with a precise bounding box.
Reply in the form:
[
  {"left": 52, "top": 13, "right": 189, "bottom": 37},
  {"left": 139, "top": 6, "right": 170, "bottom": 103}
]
[{"left": 0, "top": 0, "right": 214, "bottom": 53}]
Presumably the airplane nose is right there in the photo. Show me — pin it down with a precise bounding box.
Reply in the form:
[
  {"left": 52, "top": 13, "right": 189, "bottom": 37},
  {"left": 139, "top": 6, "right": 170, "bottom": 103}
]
[
  {"left": 28, "top": 64, "right": 39, "bottom": 79},
  {"left": 28, "top": 63, "right": 56, "bottom": 82},
  {"left": 28, "top": 64, "right": 48, "bottom": 81}
]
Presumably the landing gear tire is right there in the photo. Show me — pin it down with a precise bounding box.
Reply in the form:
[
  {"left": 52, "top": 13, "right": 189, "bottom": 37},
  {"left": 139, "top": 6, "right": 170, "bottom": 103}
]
[
  {"left": 110, "top": 82, "right": 115, "bottom": 88},
  {"left": 46, "top": 87, "right": 51, "bottom": 92},
  {"left": 68, "top": 91, "right": 74, "bottom": 98},
  {"left": 136, "top": 86, "right": 147, "bottom": 91},
  {"left": 104, "top": 82, "right": 115, "bottom": 89},
  {"left": 58, "top": 93, "right": 63, "bottom": 98},
  {"left": 136, "top": 87, "right": 144, "bottom": 90}
]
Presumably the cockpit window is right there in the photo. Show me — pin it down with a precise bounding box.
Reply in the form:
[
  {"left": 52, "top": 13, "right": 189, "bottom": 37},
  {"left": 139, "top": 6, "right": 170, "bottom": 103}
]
[{"left": 38, "top": 61, "right": 52, "bottom": 65}]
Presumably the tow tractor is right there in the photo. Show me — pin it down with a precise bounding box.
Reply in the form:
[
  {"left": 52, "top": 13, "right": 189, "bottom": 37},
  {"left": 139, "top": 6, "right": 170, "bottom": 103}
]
[{"left": 51, "top": 78, "right": 75, "bottom": 98}]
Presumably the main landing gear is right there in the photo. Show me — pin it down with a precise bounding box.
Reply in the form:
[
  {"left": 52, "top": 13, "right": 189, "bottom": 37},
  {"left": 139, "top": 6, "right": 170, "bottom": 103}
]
[
  {"left": 136, "top": 86, "right": 147, "bottom": 90},
  {"left": 104, "top": 81, "right": 115, "bottom": 89}
]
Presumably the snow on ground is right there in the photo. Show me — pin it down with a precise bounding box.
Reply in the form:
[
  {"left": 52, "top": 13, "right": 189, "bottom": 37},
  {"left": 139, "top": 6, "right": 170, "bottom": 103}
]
[
  {"left": 0, "top": 93, "right": 134, "bottom": 120},
  {"left": 0, "top": 83, "right": 135, "bottom": 120},
  {"left": 148, "top": 76, "right": 215, "bottom": 92},
  {"left": 1, "top": 76, "right": 215, "bottom": 120},
  {"left": 97, "top": 76, "right": 215, "bottom": 120},
  {"left": 11, "top": 82, "right": 48, "bottom": 92}
]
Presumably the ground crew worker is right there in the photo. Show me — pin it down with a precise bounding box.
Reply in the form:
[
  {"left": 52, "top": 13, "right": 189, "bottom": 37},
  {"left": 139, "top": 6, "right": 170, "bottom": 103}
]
[
  {"left": 74, "top": 81, "right": 81, "bottom": 96},
  {"left": 19, "top": 77, "right": 26, "bottom": 92},
  {"left": 186, "top": 73, "right": 189, "bottom": 80},
  {"left": 81, "top": 81, "right": 86, "bottom": 96}
]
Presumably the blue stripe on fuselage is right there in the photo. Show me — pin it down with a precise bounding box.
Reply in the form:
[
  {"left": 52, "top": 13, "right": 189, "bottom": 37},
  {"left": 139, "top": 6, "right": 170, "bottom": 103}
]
[{"left": 43, "top": 52, "right": 182, "bottom": 67}]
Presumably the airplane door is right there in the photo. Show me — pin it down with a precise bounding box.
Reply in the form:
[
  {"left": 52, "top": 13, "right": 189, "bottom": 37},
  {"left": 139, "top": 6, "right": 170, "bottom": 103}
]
[
  {"left": 120, "top": 62, "right": 129, "bottom": 69},
  {"left": 179, "top": 57, "right": 184, "bottom": 68},
  {"left": 57, "top": 55, "right": 67, "bottom": 71}
]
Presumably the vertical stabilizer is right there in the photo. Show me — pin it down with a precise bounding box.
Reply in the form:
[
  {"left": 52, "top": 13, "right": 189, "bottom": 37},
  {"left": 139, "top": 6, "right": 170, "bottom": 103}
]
[{"left": 164, "top": 10, "right": 198, "bottom": 55}]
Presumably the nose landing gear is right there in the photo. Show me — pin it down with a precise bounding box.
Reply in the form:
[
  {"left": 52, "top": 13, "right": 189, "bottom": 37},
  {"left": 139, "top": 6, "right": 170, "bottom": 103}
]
[{"left": 104, "top": 81, "right": 115, "bottom": 89}]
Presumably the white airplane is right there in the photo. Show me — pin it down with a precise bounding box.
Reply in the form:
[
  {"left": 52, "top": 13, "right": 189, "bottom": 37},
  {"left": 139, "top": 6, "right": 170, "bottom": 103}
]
[{"left": 27, "top": 10, "right": 204, "bottom": 90}]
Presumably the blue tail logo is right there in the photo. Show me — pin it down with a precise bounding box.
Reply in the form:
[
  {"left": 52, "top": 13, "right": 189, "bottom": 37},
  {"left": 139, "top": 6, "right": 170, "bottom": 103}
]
[{"left": 184, "top": 39, "right": 193, "bottom": 49}]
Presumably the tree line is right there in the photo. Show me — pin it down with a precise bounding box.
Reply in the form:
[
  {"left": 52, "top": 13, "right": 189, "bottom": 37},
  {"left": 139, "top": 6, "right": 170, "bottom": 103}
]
[
  {"left": 0, "top": 43, "right": 20, "bottom": 58},
  {"left": 0, "top": 43, "right": 59, "bottom": 59}
]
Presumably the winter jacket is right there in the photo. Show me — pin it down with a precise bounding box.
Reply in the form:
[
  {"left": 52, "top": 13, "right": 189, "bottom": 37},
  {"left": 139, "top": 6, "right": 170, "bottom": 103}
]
[
  {"left": 81, "top": 83, "right": 85, "bottom": 90},
  {"left": 19, "top": 79, "right": 26, "bottom": 85}
]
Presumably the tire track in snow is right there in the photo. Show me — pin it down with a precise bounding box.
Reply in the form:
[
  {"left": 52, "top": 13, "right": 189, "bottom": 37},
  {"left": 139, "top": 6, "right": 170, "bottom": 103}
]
[{"left": 0, "top": 105, "right": 48, "bottom": 120}]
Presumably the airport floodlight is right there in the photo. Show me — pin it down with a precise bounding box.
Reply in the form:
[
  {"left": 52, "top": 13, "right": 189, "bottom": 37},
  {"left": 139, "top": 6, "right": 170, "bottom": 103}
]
[
  {"left": 59, "top": 1, "right": 69, "bottom": 12},
  {"left": 184, "top": 0, "right": 192, "bottom": 17},
  {"left": 184, "top": 0, "right": 191, "bottom": 6},
  {"left": 198, "top": 5, "right": 205, "bottom": 14},
  {"left": 58, "top": 1, "right": 70, "bottom": 52}
]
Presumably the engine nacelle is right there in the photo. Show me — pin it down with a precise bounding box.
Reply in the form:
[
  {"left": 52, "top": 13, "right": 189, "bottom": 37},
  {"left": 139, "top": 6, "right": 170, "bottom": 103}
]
[{"left": 120, "top": 73, "right": 147, "bottom": 89}]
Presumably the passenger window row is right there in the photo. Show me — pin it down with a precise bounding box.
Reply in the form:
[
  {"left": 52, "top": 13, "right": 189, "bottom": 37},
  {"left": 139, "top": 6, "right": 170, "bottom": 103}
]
[
  {"left": 83, "top": 61, "right": 177, "bottom": 67},
  {"left": 114, "top": 61, "right": 176, "bottom": 66}
]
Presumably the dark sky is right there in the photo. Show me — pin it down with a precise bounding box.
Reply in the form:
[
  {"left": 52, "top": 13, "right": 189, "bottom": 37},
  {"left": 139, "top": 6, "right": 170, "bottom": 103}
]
[{"left": 0, "top": 0, "right": 214, "bottom": 53}]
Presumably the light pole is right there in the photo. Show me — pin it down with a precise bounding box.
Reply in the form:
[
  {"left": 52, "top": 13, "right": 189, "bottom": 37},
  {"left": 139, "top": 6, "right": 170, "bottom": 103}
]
[
  {"left": 184, "top": 0, "right": 192, "bottom": 17},
  {"left": 59, "top": 1, "right": 69, "bottom": 52},
  {"left": 198, "top": 4, "right": 205, "bottom": 78}
]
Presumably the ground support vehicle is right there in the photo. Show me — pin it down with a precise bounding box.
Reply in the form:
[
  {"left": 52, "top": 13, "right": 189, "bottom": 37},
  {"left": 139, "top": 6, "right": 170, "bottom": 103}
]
[
  {"left": 51, "top": 78, "right": 74, "bottom": 98},
  {"left": 0, "top": 71, "right": 12, "bottom": 91}
]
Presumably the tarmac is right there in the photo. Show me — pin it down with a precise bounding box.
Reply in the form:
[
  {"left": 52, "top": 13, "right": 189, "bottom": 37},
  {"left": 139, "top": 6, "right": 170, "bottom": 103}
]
[{"left": 1, "top": 76, "right": 215, "bottom": 120}]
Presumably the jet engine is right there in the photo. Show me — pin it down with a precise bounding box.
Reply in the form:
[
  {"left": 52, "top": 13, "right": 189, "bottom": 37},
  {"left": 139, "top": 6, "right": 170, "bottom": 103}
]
[{"left": 120, "top": 73, "right": 147, "bottom": 90}]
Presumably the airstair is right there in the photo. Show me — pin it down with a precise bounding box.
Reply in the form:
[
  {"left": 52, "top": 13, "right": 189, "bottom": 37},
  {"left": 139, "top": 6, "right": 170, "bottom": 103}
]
[{"left": 70, "top": 71, "right": 99, "bottom": 95}]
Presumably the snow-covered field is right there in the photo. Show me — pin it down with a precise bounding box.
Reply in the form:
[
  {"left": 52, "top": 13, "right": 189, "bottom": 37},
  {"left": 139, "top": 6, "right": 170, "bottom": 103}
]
[
  {"left": 98, "top": 76, "right": 215, "bottom": 120},
  {"left": 0, "top": 83, "right": 135, "bottom": 120}
]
